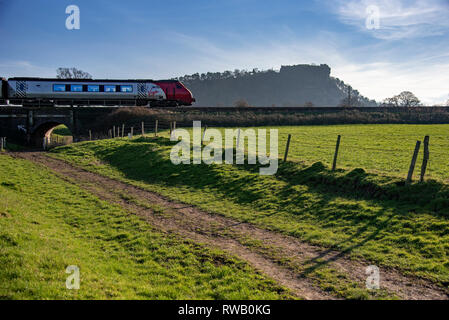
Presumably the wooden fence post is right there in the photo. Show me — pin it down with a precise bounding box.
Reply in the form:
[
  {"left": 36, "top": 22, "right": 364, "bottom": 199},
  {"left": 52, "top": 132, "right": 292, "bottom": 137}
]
[
  {"left": 332, "top": 135, "right": 341, "bottom": 171},
  {"left": 122, "top": 124, "right": 125, "bottom": 138},
  {"left": 155, "top": 120, "right": 158, "bottom": 137},
  {"left": 131, "top": 127, "right": 134, "bottom": 138},
  {"left": 113, "top": 126, "right": 116, "bottom": 138},
  {"left": 141, "top": 121, "right": 145, "bottom": 136},
  {"left": 89, "top": 130, "right": 92, "bottom": 141},
  {"left": 419, "top": 135, "right": 430, "bottom": 182},
  {"left": 0, "top": 137, "right": 4, "bottom": 151},
  {"left": 173, "top": 121, "right": 176, "bottom": 131},
  {"left": 284, "top": 134, "right": 292, "bottom": 162},
  {"left": 406, "top": 140, "right": 421, "bottom": 184}
]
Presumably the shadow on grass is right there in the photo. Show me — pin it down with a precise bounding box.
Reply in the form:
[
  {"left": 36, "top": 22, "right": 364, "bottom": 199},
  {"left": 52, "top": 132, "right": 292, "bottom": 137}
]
[
  {"left": 89, "top": 136, "right": 449, "bottom": 219},
  {"left": 61, "top": 136, "right": 449, "bottom": 274}
]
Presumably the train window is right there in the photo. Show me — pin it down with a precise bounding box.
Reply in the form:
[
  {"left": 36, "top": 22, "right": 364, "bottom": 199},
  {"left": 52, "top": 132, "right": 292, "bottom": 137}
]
[
  {"left": 120, "top": 85, "right": 133, "bottom": 93},
  {"left": 71, "top": 84, "right": 83, "bottom": 92},
  {"left": 176, "top": 84, "right": 182, "bottom": 89},
  {"left": 53, "top": 84, "right": 66, "bottom": 92},
  {"left": 104, "top": 85, "right": 116, "bottom": 92},
  {"left": 88, "top": 85, "right": 100, "bottom": 92}
]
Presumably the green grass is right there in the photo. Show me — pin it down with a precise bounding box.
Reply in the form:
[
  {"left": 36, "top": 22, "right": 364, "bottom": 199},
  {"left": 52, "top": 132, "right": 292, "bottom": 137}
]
[
  {"left": 177, "top": 124, "right": 449, "bottom": 182},
  {"left": 49, "top": 127, "right": 449, "bottom": 288},
  {"left": 51, "top": 124, "right": 72, "bottom": 137},
  {"left": 275, "top": 124, "right": 449, "bottom": 182},
  {"left": 0, "top": 154, "right": 293, "bottom": 300}
]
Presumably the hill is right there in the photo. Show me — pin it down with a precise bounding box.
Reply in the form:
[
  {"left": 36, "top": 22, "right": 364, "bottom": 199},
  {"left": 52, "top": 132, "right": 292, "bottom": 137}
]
[{"left": 177, "top": 64, "right": 378, "bottom": 107}]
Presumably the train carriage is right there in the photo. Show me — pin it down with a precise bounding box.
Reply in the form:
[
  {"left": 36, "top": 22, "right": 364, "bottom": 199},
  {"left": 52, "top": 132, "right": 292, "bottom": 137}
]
[
  {"left": 0, "top": 78, "right": 7, "bottom": 104},
  {"left": 5, "top": 77, "right": 195, "bottom": 107}
]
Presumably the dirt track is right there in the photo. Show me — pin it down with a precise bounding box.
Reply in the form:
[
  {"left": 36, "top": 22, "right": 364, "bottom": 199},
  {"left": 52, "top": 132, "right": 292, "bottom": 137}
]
[{"left": 11, "top": 151, "right": 449, "bottom": 300}]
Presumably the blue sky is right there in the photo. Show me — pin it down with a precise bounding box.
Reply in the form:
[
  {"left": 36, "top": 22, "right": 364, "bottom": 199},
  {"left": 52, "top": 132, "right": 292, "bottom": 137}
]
[{"left": 0, "top": 0, "right": 448, "bottom": 104}]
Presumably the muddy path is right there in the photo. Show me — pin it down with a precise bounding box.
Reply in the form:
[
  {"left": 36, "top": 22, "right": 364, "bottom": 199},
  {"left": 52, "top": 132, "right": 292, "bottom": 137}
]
[{"left": 11, "top": 151, "right": 449, "bottom": 300}]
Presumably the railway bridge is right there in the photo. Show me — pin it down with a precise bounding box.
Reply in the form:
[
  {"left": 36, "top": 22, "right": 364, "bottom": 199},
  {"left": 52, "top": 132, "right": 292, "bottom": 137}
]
[{"left": 0, "top": 106, "right": 116, "bottom": 147}]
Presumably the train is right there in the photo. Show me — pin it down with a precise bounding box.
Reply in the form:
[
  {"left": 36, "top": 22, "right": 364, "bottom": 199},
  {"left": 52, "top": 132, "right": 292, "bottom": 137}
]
[{"left": 0, "top": 77, "right": 195, "bottom": 107}]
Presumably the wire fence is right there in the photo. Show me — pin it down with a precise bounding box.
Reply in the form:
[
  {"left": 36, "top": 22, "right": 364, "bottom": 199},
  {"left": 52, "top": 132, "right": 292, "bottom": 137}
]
[
  {"left": 47, "top": 120, "right": 449, "bottom": 183},
  {"left": 281, "top": 134, "right": 446, "bottom": 183}
]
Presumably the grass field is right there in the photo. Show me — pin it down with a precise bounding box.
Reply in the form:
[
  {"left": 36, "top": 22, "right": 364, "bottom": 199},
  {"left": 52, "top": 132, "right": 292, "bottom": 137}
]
[
  {"left": 172, "top": 124, "right": 449, "bottom": 182},
  {"left": 276, "top": 124, "right": 449, "bottom": 182},
  {"left": 49, "top": 125, "right": 449, "bottom": 287},
  {"left": 51, "top": 124, "right": 72, "bottom": 137},
  {"left": 0, "top": 154, "right": 293, "bottom": 299}
]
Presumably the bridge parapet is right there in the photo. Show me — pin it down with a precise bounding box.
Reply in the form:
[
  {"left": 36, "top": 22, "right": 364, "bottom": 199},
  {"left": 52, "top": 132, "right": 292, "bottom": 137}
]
[
  {"left": 0, "top": 107, "right": 74, "bottom": 146},
  {"left": 0, "top": 106, "right": 118, "bottom": 147}
]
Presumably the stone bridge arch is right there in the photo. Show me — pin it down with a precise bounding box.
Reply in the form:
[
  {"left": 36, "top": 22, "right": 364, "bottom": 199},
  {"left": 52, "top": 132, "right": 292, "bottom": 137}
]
[{"left": 30, "top": 120, "right": 74, "bottom": 148}]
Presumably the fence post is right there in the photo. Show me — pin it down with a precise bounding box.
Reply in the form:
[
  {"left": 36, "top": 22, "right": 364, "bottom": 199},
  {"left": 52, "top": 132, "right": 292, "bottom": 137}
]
[
  {"left": 141, "top": 121, "right": 145, "bottom": 136},
  {"left": 131, "top": 127, "right": 134, "bottom": 138},
  {"left": 155, "top": 120, "right": 158, "bottom": 137},
  {"left": 109, "top": 129, "right": 112, "bottom": 139},
  {"left": 89, "top": 130, "right": 92, "bottom": 141},
  {"left": 332, "top": 135, "right": 341, "bottom": 171},
  {"left": 122, "top": 124, "right": 125, "bottom": 138},
  {"left": 284, "top": 134, "right": 291, "bottom": 162},
  {"left": 406, "top": 140, "right": 421, "bottom": 184},
  {"left": 419, "top": 135, "right": 430, "bottom": 182},
  {"left": 113, "top": 126, "right": 116, "bottom": 138},
  {"left": 173, "top": 121, "right": 176, "bottom": 131},
  {"left": 0, "top": 137, "right": 4, "bottom": 151}
]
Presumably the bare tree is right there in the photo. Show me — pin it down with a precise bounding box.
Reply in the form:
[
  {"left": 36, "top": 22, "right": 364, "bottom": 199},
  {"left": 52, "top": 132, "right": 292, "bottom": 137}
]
[
  {"left": 56, "top": 67, "right": 92, "bottom": 79},
  {"left": 304, "top": 101, "right": 314, "bottom": 107},
  {"left": 340, "top": 86, "right": 364, "bottom": 107},
  {"left": 234, "top": 99, "right": 251, "bottom": 108},
  {"left": 396, "top": 91, "right": 421, "bottom": 107},
  {"left": 382, "top": 91, "right": 421, "bottom": 107},
  {"left": 381, "top": 96, "right": 399, "bottom": 107}
]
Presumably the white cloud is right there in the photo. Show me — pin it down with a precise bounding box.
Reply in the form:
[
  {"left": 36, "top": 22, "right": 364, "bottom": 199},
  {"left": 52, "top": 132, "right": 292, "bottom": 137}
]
[
  {"left": 0, "top": 60, "right": 54, "bottom": 78},
  {"left": 332, "top": 61, "right": 449, "bottom": 105},
  {"left": 335, "top": 0, "right": 449, "bottom": 40}
]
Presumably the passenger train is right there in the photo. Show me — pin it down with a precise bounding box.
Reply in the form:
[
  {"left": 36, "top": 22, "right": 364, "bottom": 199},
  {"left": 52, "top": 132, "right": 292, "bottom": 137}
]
[{"left": 0, "top": 77, "right": 195, "bottom": 107}]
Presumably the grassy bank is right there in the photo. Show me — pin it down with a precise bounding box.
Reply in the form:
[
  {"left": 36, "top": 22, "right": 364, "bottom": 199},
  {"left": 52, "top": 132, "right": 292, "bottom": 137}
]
[
  {"left": 50, "top": 135, "right": 449, "bottom": 287},
  {"left": 0, "top": 154, "right": 292, "bottom": 299}
]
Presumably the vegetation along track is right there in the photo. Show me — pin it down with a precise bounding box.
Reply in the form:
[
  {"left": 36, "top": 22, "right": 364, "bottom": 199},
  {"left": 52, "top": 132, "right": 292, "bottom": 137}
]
[{"left": 11, "top": 151, "right": 449, "bottom": 300}]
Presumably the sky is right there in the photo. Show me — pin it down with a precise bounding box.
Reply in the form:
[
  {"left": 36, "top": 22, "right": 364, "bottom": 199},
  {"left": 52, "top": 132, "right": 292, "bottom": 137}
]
[{"left": 0, "top": 0, "right": 448, "bottom": 104}]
